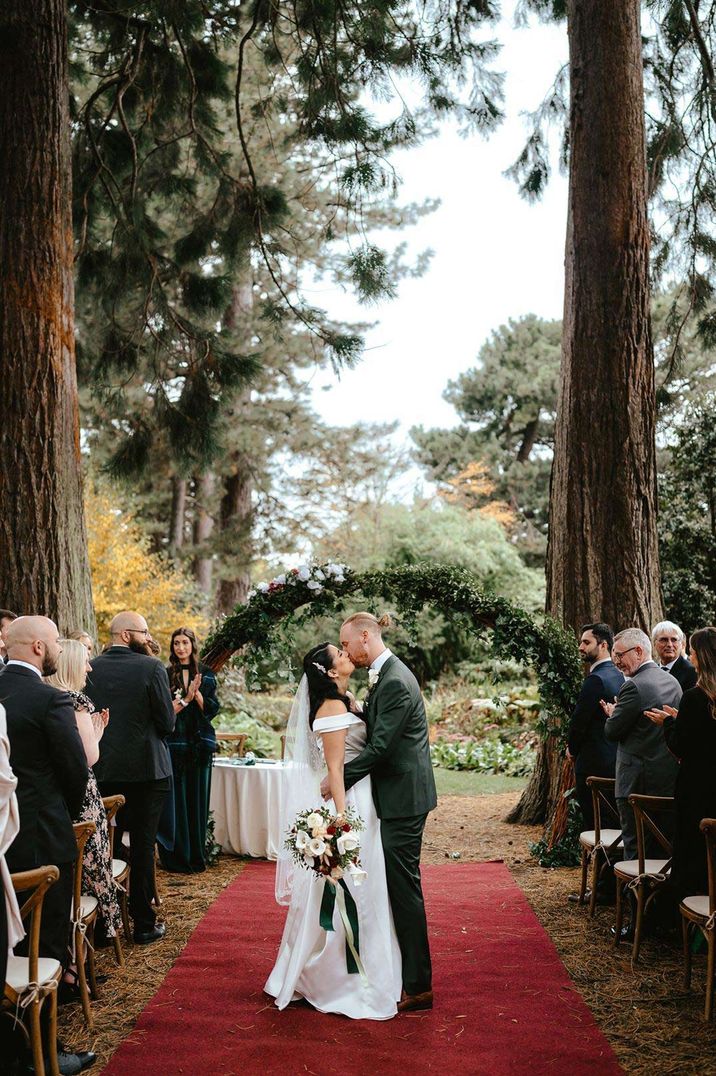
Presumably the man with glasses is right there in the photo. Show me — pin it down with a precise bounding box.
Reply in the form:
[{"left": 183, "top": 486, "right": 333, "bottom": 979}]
[
  {"left": 602, "top": 627, "right": 681, "bottom": 864},
  {"left": 651, "top": 620, "right": 697, "bottom": 691},
  {"left": 87, "top": 612, "right": 175, "bottom": 944}
]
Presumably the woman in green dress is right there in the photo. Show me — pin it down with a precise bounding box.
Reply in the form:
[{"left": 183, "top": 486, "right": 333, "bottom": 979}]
[{"left": 159, "top": 627, "right": 220, "bottom": 873}]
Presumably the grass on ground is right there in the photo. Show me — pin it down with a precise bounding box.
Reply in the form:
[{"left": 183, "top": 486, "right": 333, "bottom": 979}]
[{"left": 433, "top": 769, "right": 527, "bottom": 797}]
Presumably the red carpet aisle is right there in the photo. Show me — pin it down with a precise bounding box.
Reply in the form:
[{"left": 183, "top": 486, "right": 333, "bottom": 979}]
[{"left": 102, "top": 861, "right": 622, "bottom": 1076}]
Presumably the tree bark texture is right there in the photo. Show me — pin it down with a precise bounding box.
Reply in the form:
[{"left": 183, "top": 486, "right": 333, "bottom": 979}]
[
  {"left": 512, "top": 1, "right": 661, "bottom": 830},
  {"left": 193, "top": 472, "right": 215, "bottom": 595},
  {"left": 216, "top": 278, "right": 254, "bottom": 615},
  {"left": 0, "top": 1, "right": 95, "bottom": 633},
  {"left": 546, "top": 0, "right": 662, "bottom": 634},
  {"left": 169, "top": 476, "right": 187, "bottom": 552}
]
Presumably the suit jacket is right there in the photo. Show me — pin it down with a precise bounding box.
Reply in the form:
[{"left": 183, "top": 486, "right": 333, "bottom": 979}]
[
  {"left": 343, "top": 655, "right": 437, "bottom": 820},
  {"left": 665, "top": 654, "right": 698, "bottom": 692},
  {"left": 567, "top": 660, "right": 624, "bottom": 776},
  {"left": 0, "top": 664, "right": 88, "bottom": 869},
  {"left": 87, "top": 647, "right": 175, "bottom": 783},
  {"left": 604, "top": 660, "right": 681, "bottom": 798}
]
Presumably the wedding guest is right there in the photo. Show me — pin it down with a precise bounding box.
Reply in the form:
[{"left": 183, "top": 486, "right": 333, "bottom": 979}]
[
  {"left": 566, "top": 622, "right": 623, "bottom": 828},
  {"left": 158, "top": 628, "right": 219, "bottom": 874},
  {"left": 0, "top": 618, "right": 88, "bottom": 962},
  {"left": 86, "top": 611, "right": 175, "bottom": 945},
  {"left": 651, "top": 620, "right": 697, "bottom": 691},
  {"left": 0, "top": 608, "right": 18, "bottom": 663},
  {"left": 67, "top": 627, "right": 95, "bottom": 659},
  {"left": 603, "top": 628, "right": 681, "bottom": 862},
  {"left": 646, "top": 626, "right": 716, "bottom": 901},
  {"left": 46, "top": 641, "right": 121, "bottom": 949},
  {"left": 0, "top": 701, "right": 24, "bottom": 990},
  {"left": 0, "top": 618, "right": 96, "bottom": 1074}
]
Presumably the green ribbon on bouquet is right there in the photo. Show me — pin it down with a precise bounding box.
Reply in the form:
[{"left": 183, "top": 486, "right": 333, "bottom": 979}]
[{"left": 319, "top": 877, "right": 367, "bottom": 980}]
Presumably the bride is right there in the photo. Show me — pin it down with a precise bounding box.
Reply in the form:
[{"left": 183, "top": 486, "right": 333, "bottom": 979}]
[{"left": 264, "top": 642, "right": 402, "bottom": 1019}]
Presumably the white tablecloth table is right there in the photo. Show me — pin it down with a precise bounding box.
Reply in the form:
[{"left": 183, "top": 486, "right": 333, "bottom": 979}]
[{"left": 209, "top": 758, "right": 287, "bottom": 859}]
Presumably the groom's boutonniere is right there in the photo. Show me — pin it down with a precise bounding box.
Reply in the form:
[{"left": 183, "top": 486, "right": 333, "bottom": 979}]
[{"left": 367, "top": 668, "right": 380, "bottom": 689}]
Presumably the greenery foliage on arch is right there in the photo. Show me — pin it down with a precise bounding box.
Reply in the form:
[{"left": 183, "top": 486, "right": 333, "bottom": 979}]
[{"left": 203, "top": 563, "right": 582, "bottom": 741}]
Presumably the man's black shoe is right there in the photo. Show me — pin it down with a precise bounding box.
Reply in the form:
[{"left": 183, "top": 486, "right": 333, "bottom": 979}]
[
  {"left": 610, "top": 922, "right": 635, "bottom": 942},
  {"left": 568, "top": 888, "right": 615, "bottom": 906},
  {"left": 54, "top": 1050, "right": 97, "bottom": 1075},
  {"left": 134, "top": 922, "right": 166, "bottom": 945}
]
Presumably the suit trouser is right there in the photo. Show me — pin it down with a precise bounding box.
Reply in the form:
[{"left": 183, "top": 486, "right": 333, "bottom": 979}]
[
  {"left": 99, "top": 778, "right": 169, "bottom": 934},
  {"left": 380, "top": 813, "right": 431, "bottom": 996},
  {"left": 13, "top": 859, "right": 74, "bottom": 966}
]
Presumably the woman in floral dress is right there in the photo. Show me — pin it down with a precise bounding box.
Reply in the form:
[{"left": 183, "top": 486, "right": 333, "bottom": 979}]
[{"left": 46, "top": 640, "right": 122, "bottom": 939}]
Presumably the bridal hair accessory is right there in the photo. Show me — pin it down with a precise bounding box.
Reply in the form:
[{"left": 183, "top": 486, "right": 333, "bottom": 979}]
[
  {"left": 312, "top": 662, "right": 327, "bottom": 675},
  {"left": 285, "top": 805, "right": 367, "bottom": 979}
]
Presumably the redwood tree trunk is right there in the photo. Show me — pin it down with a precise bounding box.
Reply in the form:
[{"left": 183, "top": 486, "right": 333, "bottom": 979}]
[
  {"left": 512, "top": 1, "right": 661, "bottom": 828},
  {"left": 193, "top": 472, "right": 215, "bottom": 596},
  {"left": 169, "top": 476, "right": 187, "bottom": 553},
  {"left": 0, "top": 1, "right": 95, "bottom": 633}
]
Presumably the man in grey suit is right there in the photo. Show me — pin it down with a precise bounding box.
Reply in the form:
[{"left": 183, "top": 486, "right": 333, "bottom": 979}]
[
  {"left": 603, "top": 627, "right": 681, "bottom": 861},
  {"left": 323, "top": 611, "right": 437, "bottom": 1013}
]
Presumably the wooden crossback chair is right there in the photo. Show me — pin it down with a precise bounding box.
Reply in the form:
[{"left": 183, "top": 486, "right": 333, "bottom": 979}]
[
  {"left": 613, "top": 793, "right": 674, "bottom": 963},
  {"left": 280, "top": 734, "right": 286, "bottom": 760},
  {"left": 680, "top": 817, "right": 716, "bottom": 1020},
  {"left": 102, "top": 795, "right": 131, "bottom": 947},
  {"left": 577, "top": 777, "right": 623, "bottom": 917},
  {"left": 2, "top": 865, "right": 62, "bottom": 1076},
  {"left": 216, "top": 732, "right": 247, "bottom": 757},
  {"left": 71, "top": 821, "right": 98, "bottom": 1028}
]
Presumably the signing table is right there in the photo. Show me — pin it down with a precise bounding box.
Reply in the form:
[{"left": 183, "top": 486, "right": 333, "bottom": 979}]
[{"left": 209, "top": 758, "right": 287, "bottom": 859}]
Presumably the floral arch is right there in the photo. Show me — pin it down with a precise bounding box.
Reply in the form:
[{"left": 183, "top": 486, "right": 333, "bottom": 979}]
[{"left": 202, "top": 562, "right": 582, "bottom": 747}]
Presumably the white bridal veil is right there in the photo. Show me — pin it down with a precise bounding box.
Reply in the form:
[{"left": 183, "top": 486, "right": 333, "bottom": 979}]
[{"left": 275, "top": 675, "right": 324, "bottom": 905}]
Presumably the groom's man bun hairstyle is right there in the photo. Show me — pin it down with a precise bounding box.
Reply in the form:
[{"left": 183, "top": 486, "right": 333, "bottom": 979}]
[{"left": 342, "top": 611, "right": 393, "bottom": 634}]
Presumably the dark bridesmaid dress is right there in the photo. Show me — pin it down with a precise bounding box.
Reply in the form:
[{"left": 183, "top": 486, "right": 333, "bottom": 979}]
[{"left": 158, "top": 664, "right": 219, "bottom": 873}]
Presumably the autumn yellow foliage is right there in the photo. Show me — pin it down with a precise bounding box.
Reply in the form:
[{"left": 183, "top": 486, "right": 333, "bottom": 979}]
[
  {"left": 440, "top": 461, "right": 515, "bottom": 528},
  {"left": 86, "top": 483, "right": 209, "bottom": 655}
]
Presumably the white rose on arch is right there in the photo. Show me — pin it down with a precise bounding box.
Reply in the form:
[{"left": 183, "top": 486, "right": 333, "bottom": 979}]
[
  {"left": 256, "top": 581, "right": 269, "bottom": 592},
  {"left": 297, "top": 566, "right": 311, "bottom": 581},
  {"left": 306, "top": 580, "right": 323, "bottom": 592}
]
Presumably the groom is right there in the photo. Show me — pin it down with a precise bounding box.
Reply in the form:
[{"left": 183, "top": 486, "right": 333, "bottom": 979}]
[{"left": 322, "top": 611, "right": 437, "bottom": 1012}]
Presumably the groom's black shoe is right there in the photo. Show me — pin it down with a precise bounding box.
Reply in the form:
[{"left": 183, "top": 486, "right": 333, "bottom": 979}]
[{"left": 397, "top": 989, "right": 433, "bottom": 1013}]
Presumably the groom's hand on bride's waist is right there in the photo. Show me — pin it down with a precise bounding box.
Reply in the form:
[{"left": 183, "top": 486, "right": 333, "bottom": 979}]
[{"left": 320, "top": 776, "right": 331, "bottom": 800}]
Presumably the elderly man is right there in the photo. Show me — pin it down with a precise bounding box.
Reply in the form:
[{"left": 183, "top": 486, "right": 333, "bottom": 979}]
[
  {"left": 651, "top": 620, "right": 697, "bottom": 691},
  {"left": 0, "top": 617, "right": 95, "bottom": 1074},
  {"left": 86, "top": 611, "right": 175, "bottom": 945},
  {"left": 603, "top": 627, "right": 681, "bottom": 863}
]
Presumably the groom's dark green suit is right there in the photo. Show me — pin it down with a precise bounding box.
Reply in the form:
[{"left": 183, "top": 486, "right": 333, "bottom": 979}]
[{"left": 343, "top": 653, "right": 437, "bottom": 996}]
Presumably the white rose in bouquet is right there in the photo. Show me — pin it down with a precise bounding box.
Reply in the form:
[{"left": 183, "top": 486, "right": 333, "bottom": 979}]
[
  {"left": 305, "top": 811, "right": 324, "bottom": 831},
  {"left": 336, "top": 832, "right": 359, "bottom": 855},
  {"left": 308, "top": 836, "right": 327, "bottom": 856}
]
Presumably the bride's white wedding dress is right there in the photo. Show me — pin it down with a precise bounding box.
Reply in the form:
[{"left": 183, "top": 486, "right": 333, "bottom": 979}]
[{"left": 264, "top": 711, "right": 402, "bottom": 1019}]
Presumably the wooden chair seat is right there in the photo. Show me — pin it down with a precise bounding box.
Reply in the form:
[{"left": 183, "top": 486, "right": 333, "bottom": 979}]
[
  {"left": 80, "top": 894, "right": 98, "bottom": 919},
  {"left": 681, "top": 818, "right": 716, "bottom": 1020},
  {"left": 579, "top": 828, "right": 623, "bottom": 850},
  {"left": 4, "top": 954, "right": 62, "bottom": 1002},
  {"left": 614, "top": 858, "right": 671, "bottom": 879},
  {"left": 112, "top": 858, "right": 128, "bottom": 881},
  {"left": 681, "top": 894, "right": 710, "bottom": 919}
]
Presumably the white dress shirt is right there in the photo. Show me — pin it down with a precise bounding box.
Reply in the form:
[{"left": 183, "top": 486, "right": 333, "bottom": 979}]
[
  {"left": 5, "top": 659, "right": 42, "bottom": 678},
  {"left": 370, "top": 648, "right": 393, "bottom": 674}
]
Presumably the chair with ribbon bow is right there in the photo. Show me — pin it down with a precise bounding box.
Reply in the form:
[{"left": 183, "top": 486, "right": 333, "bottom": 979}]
[
  {"left": 2, "top": 864, "right": 62, "bottom": 1076},
  {"left": 577, "top": 777, "right": 623, "bottom": 916},
  {"left": 102, "top": 795, "right": 131, "bottom": 945},
  {"left": 613, "top": 793, "right": 674, "bottom": 962},
  {"left": 680, "top": 817, "right": 716, "bottom": 1020},
  {"left": 71, "top": 821, "right": 98, "bottom": 1028}
]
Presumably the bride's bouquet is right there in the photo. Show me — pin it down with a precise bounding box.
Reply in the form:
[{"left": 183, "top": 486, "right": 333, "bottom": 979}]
[
  {"left": 285, "top": 806, "right": 368, "bottom": 978},
  {"left": 286, "top": 805, "right": 366, "bottom": 885}
]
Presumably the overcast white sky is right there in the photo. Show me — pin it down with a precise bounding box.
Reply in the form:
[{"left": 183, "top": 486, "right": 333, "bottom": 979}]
[{"left": 306, "top": 8, "right": 568, "bottom": 438}]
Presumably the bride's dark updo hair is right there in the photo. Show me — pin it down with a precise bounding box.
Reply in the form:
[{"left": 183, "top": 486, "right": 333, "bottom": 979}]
[{"left": 303, "top": 642, "right": 350, "bottom": 729}]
